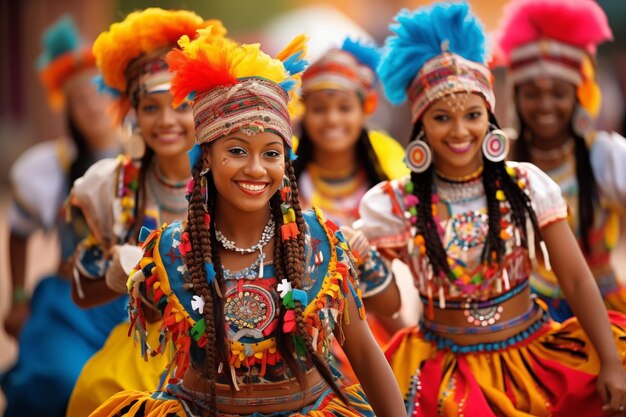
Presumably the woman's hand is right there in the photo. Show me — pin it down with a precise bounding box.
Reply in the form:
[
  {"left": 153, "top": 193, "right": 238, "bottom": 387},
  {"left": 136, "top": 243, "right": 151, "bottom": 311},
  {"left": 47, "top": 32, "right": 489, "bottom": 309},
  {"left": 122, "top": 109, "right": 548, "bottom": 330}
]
[
  {"left": 105, "top": 244, "right": 144, "bottom": 294},
  {"left": 598, "top": 365, "right": 626, "bottom": 415},
  {"left": 340, "top": 226, "right": 371, "bottom": 264}
]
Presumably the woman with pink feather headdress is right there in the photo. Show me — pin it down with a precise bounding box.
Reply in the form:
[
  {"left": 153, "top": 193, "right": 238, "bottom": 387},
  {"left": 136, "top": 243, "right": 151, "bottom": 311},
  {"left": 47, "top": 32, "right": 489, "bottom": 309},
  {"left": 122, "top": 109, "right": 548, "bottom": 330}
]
[{"left": 497, "top": 0, "right": 626, "bottom": 323}]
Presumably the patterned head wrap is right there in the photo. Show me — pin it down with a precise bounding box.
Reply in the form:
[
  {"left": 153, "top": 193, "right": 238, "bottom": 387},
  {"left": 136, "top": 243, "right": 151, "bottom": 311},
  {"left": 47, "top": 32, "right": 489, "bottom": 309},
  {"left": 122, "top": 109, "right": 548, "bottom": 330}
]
[
  {"left": 167, "top": 27, "right": 308, "bottom": 155},
  {"left": 378, "top": 2, "right": 494, "bottom": 123},
  {"left": 302, "top": 38, "right": 379, "bottom": 114},
  {"left": 37, "top": 16, "right": 96, "bottom": 110},
  {"left": 93, "top": 8, "right": 222, "bottom": 119},
  {"left": 496, "top": 0, "right": 612, "bottom": 117}
]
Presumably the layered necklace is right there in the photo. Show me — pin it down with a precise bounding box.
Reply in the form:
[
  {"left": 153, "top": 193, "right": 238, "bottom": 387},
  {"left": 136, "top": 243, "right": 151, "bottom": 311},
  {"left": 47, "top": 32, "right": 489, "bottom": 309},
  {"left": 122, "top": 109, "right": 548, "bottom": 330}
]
[
  {"left": 147, "top": 163, "right": 190, "bottom": 215},
  {"left": 215, "top": 216, "right": 275, "bottom": 279}
]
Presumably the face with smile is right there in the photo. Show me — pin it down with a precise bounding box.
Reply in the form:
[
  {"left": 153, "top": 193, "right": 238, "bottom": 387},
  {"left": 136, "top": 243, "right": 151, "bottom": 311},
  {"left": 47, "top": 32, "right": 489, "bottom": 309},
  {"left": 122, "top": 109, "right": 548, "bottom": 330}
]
[
  {"left": 302, "top": 89, "right": 365, "bottom": 154},
  {"left": 136, "top": 91, "right": 195, "bottom": 158},
  {"left": 204, "top": 131, "right": 286, "bottom": 215},
  {"left": 516, "top": 77, "right": 576, "bottom": 146},
  {"left": 421, "top": 92, "right": 489, "bottom": 177}
]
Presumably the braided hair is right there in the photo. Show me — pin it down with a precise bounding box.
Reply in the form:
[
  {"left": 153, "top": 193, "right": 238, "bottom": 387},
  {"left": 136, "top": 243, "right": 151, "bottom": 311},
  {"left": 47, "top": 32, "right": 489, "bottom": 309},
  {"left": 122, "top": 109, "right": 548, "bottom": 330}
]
[
  {"left": 410, "top": 112, "right": 543, "bottom": 280},
  {"left": 294, "top": 124, "right": 388, "bottom": 186},
  {"left": 514, "top": 106, "right": 597, "bottom": 254},
  {"left": 182, "top": 145, "right": 348, "bottom": 413}
]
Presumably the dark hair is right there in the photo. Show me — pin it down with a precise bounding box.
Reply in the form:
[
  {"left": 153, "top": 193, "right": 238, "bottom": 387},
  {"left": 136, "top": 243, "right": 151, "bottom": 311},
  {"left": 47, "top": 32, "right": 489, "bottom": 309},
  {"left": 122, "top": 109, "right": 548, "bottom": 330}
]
[
  {"left": 294, "top": 124, "right": 388, "bottom": 186},
  {"left": 410, "top": 112, "right": 543, "bottom": 279},
  {"left": 183, "top": 147, "right": 348, "bottom": 414},
  {"left": 67, "top": 111, "right": 96, "bottom": 188},
  {"left": 128, "top": 147, "right": 155, "bottom": 244},
  {"left": 514, "top": 105, "right": 597, "bottom": 254}
]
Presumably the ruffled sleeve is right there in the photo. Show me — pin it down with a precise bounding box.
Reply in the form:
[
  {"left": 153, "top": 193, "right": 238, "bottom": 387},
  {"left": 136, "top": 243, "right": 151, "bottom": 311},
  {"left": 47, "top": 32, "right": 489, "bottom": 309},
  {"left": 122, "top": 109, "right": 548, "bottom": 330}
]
[
  {"left": 590, "top": 131, "right": 626, "bottom": 210},
  {"left": 508, "top": 162, "right": 568, "bottom": 228},
  {"left": 354, "top": 178, "right": 412, "bottom": 248},
  {"left": 9, "top": 141, "right": 68, "bottom": 235}
]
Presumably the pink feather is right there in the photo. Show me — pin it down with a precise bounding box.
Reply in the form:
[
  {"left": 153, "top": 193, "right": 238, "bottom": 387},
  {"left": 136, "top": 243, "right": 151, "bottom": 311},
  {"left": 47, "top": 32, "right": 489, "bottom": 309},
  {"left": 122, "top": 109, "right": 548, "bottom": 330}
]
[{"left": 496, "top": 0, "right": 612, "bottom": 60}]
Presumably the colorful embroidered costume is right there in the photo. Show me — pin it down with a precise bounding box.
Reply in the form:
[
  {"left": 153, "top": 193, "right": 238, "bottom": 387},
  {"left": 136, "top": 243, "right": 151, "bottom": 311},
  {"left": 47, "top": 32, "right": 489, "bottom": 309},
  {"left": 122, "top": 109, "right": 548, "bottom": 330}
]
[
  {"left": 89, "top": 24, "right": 379, "bottom": 417},
  {"left": 65, "top": 9, "right": 215, "bottom": 417},
  {"left": 0, "top": 17, "right": 124, "bottom": 417},
  {"left": 497, "top": 0, "right": 626, "bottom": 321},
  {"left": 355, "top": 3, "right": 626, "bottom": 416},
  {"left": 92, "top": 211, "right": 372, "bottom": 417}
]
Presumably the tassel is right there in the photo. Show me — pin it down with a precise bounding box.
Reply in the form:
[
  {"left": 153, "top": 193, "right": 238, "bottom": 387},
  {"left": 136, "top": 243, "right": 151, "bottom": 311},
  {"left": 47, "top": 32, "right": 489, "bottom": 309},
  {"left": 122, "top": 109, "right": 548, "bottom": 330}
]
[
  {"left": 526, "top": 218, "right": 536, "bottom": 265},
  {"left": 502, "top": 268, "right": 510, "bottom": 291},
  {"left": 230, "top": 364, "right": 240, "bottom": 391},
  {"left": 539, "top": 240, "right": 552, "bottom": 271},
  {"left": 438, "top": 285, "right": 446, "bottom": 309}
]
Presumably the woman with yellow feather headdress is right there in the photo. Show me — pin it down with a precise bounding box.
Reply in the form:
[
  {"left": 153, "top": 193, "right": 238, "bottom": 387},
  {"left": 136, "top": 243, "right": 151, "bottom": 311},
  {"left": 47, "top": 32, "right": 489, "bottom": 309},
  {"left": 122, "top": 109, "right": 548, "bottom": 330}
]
[
  {"left": 64, "top": 8, "right": 224, "bottom": 417},
  {"left": 497, "top": 0, "right": 626, "bottom": 323},
  {"left": 89, "top": 25, "right": 405, "bottom": 417},
  {"left": 1, "top": 15, "right": 121, "bottom": 417}
]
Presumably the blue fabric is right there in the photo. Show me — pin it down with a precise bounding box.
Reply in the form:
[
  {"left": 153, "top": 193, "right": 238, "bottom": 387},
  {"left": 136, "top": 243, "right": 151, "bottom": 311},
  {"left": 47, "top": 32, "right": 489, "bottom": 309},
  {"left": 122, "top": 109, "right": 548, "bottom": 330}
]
[
  {"left": 1, "top": 276, "right": 127, "bottom": 417},
  {"left": 535, "top": 293, "right": 575, "bottom": 323}
]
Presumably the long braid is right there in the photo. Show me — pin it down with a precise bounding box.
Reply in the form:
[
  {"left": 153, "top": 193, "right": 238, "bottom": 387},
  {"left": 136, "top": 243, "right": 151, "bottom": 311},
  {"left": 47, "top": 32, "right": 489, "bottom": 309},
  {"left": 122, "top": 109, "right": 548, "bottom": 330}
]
[
  {"left": 129, "top": 148, "right": 154, "bottom": 243},
  {"left": 410, "top": 122, "right": 452, "bottom": 279},
  {"left": 184, "top": 163, "right": 219, "bottom": 415},
  {"left": 573, "top": 131, "right": 596, "bottom": 254},
  {"left": 283, "top": 161, "right": 350, "bottom": 405}
]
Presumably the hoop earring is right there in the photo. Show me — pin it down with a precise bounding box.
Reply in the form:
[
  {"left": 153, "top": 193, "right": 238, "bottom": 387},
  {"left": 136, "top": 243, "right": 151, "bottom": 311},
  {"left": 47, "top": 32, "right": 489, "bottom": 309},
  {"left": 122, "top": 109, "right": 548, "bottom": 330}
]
[
  {"left": 127, "top": 128, "right": 146, "bottom": 160},
  {"left": 482, "top": 127, "right": 509, "bottom": 162},
  {"left": 572, "top": 104, "right": 593, "bottom": 138},
  {"left": 404, "top": 131, "right": 432, "bottom": 173}
]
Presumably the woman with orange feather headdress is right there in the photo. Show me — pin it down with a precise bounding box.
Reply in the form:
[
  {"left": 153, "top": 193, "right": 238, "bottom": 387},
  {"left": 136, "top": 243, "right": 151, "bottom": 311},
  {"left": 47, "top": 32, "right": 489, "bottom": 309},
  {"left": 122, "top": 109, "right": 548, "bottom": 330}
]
[
  {"left": 64, "top": 9, "right": 224, "bottom": 417},
  {"left": 88, "top": 24, "right": 405, "bottom": 417},
  {"left": 1, "top": 15, "right": 122, "bottom": 417}
]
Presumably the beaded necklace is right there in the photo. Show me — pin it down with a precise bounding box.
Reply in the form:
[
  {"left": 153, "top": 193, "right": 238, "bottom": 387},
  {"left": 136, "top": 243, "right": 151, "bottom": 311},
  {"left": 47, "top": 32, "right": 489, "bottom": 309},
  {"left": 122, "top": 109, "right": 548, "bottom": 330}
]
[
  {"left": 147, "top": 164, "right": 190, "bottom": 214},
  {"left": 215, "top": 216, "right": 275, "bottom": 279}
]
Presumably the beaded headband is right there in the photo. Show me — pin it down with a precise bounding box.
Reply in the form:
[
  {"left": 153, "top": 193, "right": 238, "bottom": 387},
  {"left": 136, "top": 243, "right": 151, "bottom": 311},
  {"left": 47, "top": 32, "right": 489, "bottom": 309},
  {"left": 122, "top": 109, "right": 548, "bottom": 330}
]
[
  {"left": 407, "top": 52, "right": 495, "bottom": 123},
  {"left": 303, "top": 49, "right": 375, "bottom": 95},
  {"left": 193, "top": 77, "right": 293, "bottom": 147}
]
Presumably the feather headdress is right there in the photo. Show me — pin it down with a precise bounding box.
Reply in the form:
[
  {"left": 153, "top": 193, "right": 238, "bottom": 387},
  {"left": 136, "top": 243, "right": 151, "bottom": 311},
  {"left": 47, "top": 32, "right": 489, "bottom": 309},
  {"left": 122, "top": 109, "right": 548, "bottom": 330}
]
[
  {"left": 167, "top": 26, "right": 307, "bottom": 151},
  {"left": 302, "top": 37, "right": 380, "bottom": 114},
  {"left": 37, "top": 16, "right": 96, "bottom": 110},
  {"left": 93, "top": 8, "right": 222, "bottom": 119},
  {"left": 378, "top": 2, "right": 493, "bottom": 122},
  {"left": 496, "top": 0, "right": 612, "bottom": 117}
]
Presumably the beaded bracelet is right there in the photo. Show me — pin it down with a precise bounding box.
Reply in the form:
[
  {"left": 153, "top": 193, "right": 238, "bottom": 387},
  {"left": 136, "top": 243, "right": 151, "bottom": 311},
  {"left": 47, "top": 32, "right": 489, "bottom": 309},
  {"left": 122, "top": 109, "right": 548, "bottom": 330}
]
[{"left": 12, "top": 287, "right": 28, "bottom": 304}]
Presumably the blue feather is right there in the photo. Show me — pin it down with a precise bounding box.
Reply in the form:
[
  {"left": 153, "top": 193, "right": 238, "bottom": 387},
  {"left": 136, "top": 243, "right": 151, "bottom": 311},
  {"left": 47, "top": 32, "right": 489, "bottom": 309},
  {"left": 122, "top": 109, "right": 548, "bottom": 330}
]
[
  {"left": 282, "top": 51, "right": 308, "bottom": 77},
  {"left": 93, "top": 75, "right": 121, "bottom": 97},
  {"left": 187, "top": 144, "right": 203, "bottom": 170},
  {"left": 37, "top": 16, "right": 81, "bottom": 69},
  {"left": 341, "top": 38, "right": 380, "bottom": 73},
  {"left": 278, "top": 79, "right": 297, "bottom": 93},
  {"left": 378, "top": 2, "right": 487, "bottom": 105}
]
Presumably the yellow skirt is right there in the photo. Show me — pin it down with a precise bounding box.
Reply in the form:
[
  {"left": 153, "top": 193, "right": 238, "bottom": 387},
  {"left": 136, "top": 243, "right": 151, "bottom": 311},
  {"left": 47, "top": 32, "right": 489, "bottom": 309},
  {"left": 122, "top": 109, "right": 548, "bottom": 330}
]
[
  {"left": 67, "top": 321, "right": 171, "bottom": 417},
  {"left": 89, "top": 384, "right": 374, "bottom": 416},
  {"left": 386, "top": 310, "right": 626, "bottom": 417}
]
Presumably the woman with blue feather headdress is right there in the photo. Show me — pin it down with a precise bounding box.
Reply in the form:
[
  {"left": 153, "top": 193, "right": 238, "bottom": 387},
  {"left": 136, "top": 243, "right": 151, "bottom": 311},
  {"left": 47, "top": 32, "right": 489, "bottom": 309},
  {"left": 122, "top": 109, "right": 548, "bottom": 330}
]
[{"left": 353, "top": 2, "right": 626, "bottom": 415}]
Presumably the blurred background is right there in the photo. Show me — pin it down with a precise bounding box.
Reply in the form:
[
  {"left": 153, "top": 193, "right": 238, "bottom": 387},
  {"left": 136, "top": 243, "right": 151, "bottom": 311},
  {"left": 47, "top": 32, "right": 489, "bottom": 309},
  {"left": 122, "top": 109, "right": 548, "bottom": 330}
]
[{"left": 0, "top": 0, "right": 625, "bottom": 412}]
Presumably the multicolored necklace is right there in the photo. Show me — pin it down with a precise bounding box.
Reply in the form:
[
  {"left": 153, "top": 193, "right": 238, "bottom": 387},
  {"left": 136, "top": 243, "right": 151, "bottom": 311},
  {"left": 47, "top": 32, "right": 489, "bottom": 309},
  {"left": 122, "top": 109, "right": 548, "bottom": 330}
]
[{"left": 147, "top": 164, "right": 190, "bottom": 214}]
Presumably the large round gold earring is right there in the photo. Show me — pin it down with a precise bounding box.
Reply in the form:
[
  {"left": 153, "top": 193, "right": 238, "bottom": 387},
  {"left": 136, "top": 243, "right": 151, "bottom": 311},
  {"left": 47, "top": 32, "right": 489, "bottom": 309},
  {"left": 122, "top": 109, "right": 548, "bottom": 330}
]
[{"left": 126, "top": 128, "right": 146, "bottom": 160}]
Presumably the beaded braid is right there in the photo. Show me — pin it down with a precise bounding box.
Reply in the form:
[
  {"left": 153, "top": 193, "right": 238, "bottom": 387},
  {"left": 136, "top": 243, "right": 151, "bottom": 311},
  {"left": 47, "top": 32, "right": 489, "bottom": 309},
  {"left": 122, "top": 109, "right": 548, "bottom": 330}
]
[
  {"left": 410, "top": 114, "right": 544, "bottom": 281},
  {"left": 183, "top": 163, "right": 223, "bottom": 416},
  {"left": 282, "top": 161, "right": 350, "bottom": 405},
  {"left": 128, "top": 147, "right": 154, "bottom": 244},
  {"left": 514, "top": 103, "right": 598, "bottom": 254}
]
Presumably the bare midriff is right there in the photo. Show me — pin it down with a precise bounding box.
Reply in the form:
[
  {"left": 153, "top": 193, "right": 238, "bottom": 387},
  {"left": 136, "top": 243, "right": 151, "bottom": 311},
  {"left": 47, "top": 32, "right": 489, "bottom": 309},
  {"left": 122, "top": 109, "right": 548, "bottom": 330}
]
[
  {"left": 182, "top": 365, "right": 327, "bottom": 415},
  {"left": 422, "top": 284, "right": 543, "bottom": 345}
]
